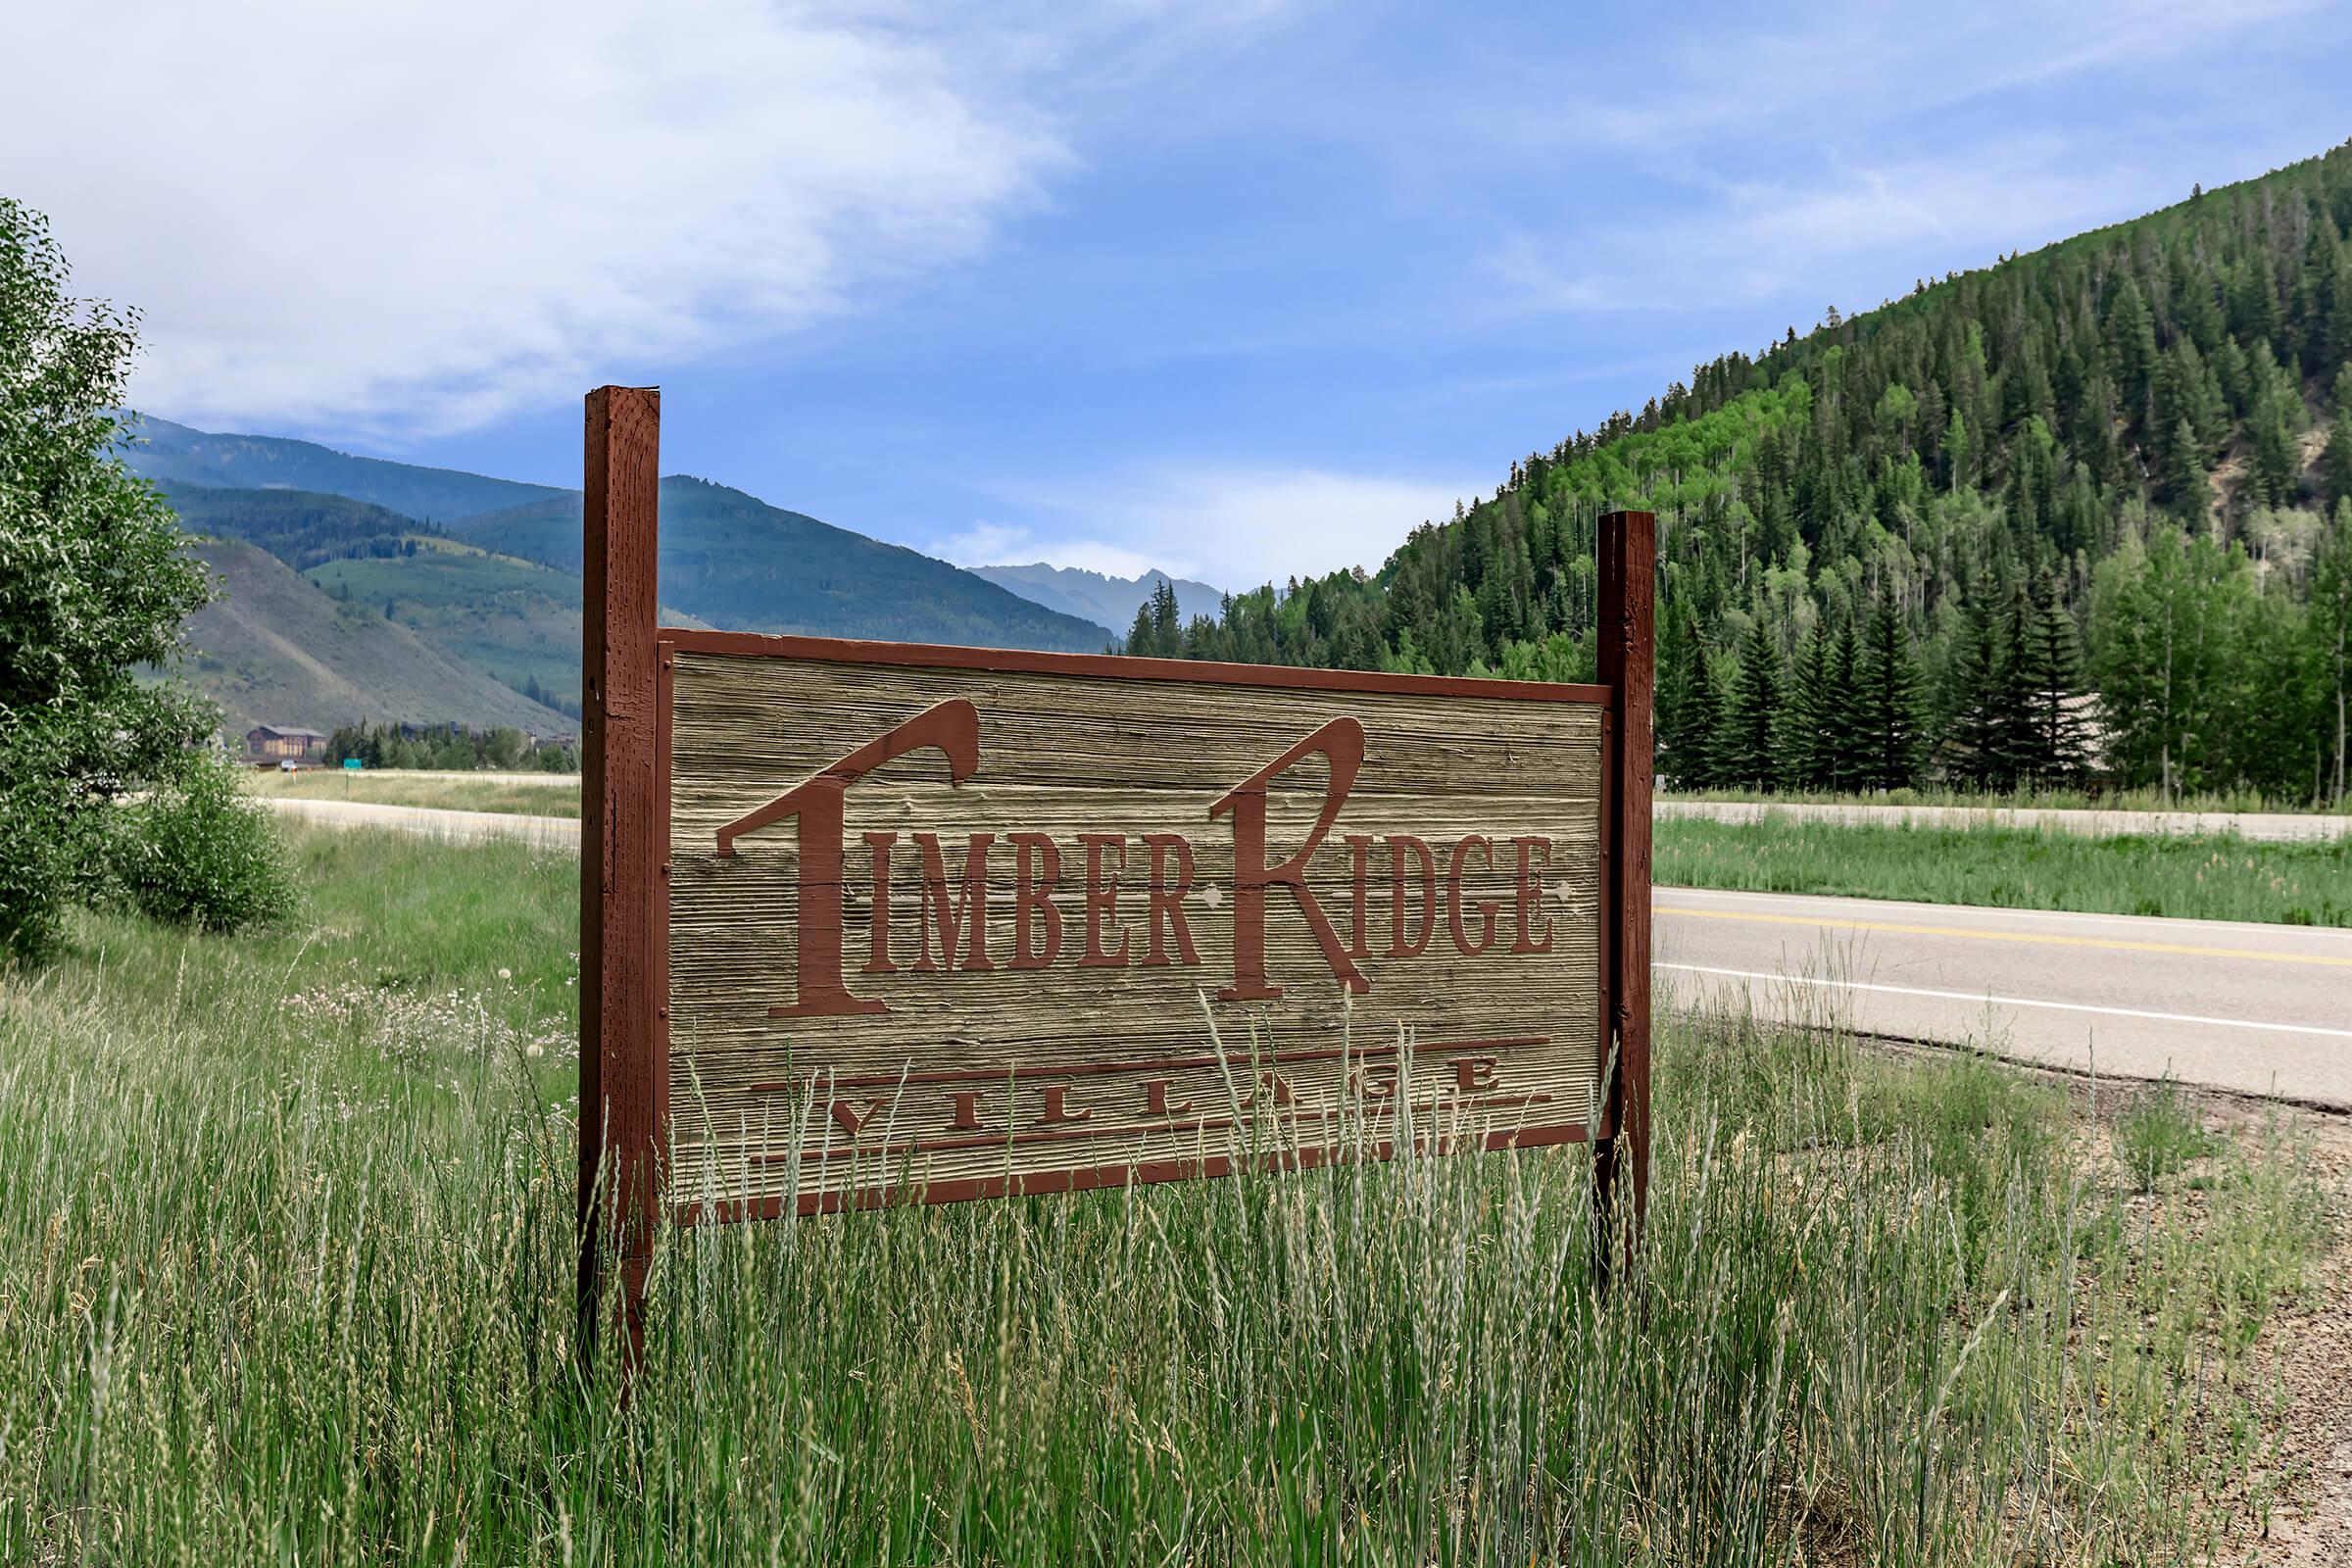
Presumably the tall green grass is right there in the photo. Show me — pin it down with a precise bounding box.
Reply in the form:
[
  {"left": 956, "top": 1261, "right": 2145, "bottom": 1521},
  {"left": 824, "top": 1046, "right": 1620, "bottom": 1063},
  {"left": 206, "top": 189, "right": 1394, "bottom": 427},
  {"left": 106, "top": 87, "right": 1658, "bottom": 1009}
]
[
  {"left": 1655, "top": 815, "right": 2352, "bottom": 925},
  {"left": 0, "top": 829, "right": 2328, "bottom": 1563},
  {"left": 1661, "top": 783, "right": 2352, "bottom": 816}
]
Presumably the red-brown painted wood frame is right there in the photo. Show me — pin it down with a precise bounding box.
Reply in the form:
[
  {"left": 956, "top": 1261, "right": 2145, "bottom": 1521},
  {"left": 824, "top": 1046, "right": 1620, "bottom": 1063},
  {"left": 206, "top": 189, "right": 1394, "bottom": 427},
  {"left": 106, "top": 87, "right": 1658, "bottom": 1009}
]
[
  {"left": 649, "top": 626, "right": 1623, "bottom": 1221},
  {"left": 578, "top": 385, "right": 664, "bottom": 1372},
  {"left": 579, "top": 377, "right": 1655, "bottom": 1341},
  {"left": 1594, "top": 510, "right": 1656, "bottom": 1271}
]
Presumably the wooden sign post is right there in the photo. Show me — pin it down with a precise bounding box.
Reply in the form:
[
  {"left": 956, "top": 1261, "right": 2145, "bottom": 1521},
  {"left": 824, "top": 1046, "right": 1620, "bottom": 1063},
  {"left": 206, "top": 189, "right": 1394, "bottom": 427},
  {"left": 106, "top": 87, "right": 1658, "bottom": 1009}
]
[{"left": 577, "top": 384, "right": 1653, "bottom": 1357}]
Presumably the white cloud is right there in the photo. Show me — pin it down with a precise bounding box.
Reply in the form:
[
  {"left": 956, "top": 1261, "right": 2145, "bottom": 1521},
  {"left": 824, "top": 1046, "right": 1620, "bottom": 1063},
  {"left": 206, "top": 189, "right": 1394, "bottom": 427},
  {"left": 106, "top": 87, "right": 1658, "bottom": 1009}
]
[
  {"left": 1490, "top": 139, "right": 2172, "bottom": 318},
  {"left": 1560, "top": 0, "right": 2322, "bottom": 154},
  {"left": 996, "top": 464, "right": 1476, "bottom": 587},
  {"left": 0, "top": 1, "right": 1072, "bottom": 434}
]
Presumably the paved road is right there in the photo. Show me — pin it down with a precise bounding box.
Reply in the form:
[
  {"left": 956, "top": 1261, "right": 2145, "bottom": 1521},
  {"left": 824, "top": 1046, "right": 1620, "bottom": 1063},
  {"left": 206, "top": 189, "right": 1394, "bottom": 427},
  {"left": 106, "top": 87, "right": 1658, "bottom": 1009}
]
[
  {"left": 1658, "top": 799, "right": 2352, "bottom": 843},
  {"left": 261, "top": 798, "right": 2352, "bottom": 1105},
  {"left": 1660, "top": 886, "right": 2352, "bottom": 1106}
]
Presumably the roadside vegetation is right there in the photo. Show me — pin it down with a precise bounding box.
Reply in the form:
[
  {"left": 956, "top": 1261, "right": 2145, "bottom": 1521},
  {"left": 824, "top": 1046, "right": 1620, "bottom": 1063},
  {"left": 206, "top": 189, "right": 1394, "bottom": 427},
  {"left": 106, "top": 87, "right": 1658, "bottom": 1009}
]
[
  {"left": 1655, "top": 814, "right": 2352, "bottom": 925},
  {"left": 246, "top": 766, "right": 581, "bottom": 818},
  {"left": 0, "top": 824, "right": 2333, "bottom": 1564},
  {"left": 1661, "top": 783, "right": 2352, "bottom": 815},
  {"left": 0, "top": 197, "right": 291, "bottom": 960}
]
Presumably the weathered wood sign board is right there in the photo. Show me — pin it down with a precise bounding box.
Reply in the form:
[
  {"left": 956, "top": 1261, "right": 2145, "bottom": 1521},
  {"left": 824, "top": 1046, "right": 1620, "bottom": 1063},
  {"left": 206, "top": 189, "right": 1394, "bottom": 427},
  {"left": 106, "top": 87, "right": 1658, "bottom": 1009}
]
[
  {"left": 664, "top": 634, "right": 1609, "bottom": 1217},
  {"left": 579, "top": 387, "right": 1653, "bottom": 1347}
]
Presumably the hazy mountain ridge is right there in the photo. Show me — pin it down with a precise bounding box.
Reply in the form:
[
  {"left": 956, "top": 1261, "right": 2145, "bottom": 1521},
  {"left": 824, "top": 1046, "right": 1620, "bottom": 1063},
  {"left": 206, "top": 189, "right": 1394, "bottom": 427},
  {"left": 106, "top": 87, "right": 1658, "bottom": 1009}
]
[
  {"left": 126, "top": 416, "right": 564, "bottom": 521},
  {"left": 969, "top": 563, "right": 1226, "bottom": 641},
  {"left": 445, "top": 476, "right": 1111, "bottom": 651}
]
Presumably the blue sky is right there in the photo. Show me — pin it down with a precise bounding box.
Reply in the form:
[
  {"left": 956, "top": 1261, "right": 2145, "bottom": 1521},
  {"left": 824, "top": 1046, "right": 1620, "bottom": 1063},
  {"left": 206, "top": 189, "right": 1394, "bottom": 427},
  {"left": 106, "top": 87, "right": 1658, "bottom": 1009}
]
[{"left": 9, "top": 1, "right": 2352, "bottom": 589}]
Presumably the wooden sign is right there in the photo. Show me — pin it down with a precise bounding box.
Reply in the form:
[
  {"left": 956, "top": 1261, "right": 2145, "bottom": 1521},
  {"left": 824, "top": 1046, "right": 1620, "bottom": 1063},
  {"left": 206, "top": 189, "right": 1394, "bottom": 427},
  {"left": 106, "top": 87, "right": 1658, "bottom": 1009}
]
[{"left": 578, "top": 388, "right": 1653, "bottom": 1350}]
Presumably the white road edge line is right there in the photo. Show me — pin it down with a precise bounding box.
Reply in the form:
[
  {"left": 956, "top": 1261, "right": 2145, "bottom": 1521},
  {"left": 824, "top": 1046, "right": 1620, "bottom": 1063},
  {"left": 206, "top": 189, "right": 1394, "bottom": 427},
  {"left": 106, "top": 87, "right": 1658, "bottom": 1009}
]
[{"left": 1658, "top": 963, "right": 2352, "bottom": 1041}]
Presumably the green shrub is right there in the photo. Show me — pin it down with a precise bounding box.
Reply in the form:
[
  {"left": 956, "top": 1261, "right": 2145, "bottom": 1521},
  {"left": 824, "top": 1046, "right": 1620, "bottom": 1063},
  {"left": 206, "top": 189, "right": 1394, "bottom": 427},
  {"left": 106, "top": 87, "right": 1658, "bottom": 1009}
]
[
  {"left": 0, "top": 764, "right": 76, "bottom": 963},
  {"left": 2115, "top": 1075, "right": 2217, "bottom": 1192},
  {"left": 112, "top": 756, "right": 295, "bottom": 933}
]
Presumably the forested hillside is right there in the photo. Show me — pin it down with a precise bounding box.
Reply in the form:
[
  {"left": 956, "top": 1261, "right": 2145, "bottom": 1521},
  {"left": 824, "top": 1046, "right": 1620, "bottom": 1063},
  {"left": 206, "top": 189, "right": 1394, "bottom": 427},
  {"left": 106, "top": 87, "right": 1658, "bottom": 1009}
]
[
  {"left": 1129, "top": 143, "right": 2352, "bottom": 805},
  {"left": 161, "top": 482, "right": 436, "bottom": 570}
]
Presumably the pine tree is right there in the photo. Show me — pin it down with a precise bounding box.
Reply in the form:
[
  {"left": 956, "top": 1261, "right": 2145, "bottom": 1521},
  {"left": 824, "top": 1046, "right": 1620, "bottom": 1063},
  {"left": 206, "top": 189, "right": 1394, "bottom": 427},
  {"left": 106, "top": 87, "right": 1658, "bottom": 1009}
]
[
  {"left": 1669, "top": 641, "right": 1725, "bottom": 789},
  {"left": 2324, "top": 366, "right": 2352, "bottom": 514},
  {"left": 1789, "top": 618, "right": 1838, "bottom": 789},
  {"left": 2015, "top": 577, "right": 2089, "bottom": 788},
  {"left": 1149, "top": 578, "right": 1180, "bottom": 651},
  {"left": 1654, "top": 612, "right": 1703, "bottom": 788},
  {"left": 1828, "top": 616, "right": 1871, "bottom": 788},
  {"left": 1993, "top": 581, "right": 2045, "bottom": 785},
  {"left": 1945, "top": 588, "right": 2016, "bottom": 789},
  {"left": 2105, "top": 277, "right": 2159, "bottom": 424},
  {"left": 2157, "top": 416, "right": 2207, "bottom": 514},
  {"left": 2250, "top": 370, "right": 2303, "bottom": 508},
  {"left": 1720, "top": 616, "right": 1787, "bottom": 789},
  {"left": 1856, "top": 587, "right": 1927, "bottom": 791}
]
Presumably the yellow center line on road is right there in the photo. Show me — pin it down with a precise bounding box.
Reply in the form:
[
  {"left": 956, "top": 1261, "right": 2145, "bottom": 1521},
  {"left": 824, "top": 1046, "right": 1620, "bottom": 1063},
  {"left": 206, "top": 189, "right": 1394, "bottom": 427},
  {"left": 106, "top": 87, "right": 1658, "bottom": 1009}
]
[{"left": 1655, "top": 903, "right": 2352, "bottom": 968}]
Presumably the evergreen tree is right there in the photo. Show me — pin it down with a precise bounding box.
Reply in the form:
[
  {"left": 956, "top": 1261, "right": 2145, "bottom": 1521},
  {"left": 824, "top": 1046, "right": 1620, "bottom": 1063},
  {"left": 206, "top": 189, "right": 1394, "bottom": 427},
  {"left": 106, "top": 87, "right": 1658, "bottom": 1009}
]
[
  {"left": 1720, "top": 616, "right": 1788, "bottom": 789},
  {"left": 2157, "top": 417, "right": 2207, "bottom": 514},
  {"left": 1149, "top": 578, "right": 1180, "bottom": 650},
  {"left": 1828, "top": 616, "right": 1871, "bottom": 788},
  {"left": 2250, "top": 368, "right": 2304, "bottom": 508},
  {"left": 1666, "top": 641, "right": 1725, "bottom": 789},
  {"left": 1789, "top": 618, "right": 1838, "bottom": 790},
  {"left": 1944, "top": 589, "right": 2014, "bottom": 789},
  {"left": 1123, "top": 580, "right": 1183, "bottom": 660},
  {"left": 2015, "top": 577, "right": 2090, "bottom": 787},
  {"left": 1856, "top": 587, "right": 1927, "bottom": 791},
  {"left": 2324, "top": 366, "right": 2352, "bottom": 514}
]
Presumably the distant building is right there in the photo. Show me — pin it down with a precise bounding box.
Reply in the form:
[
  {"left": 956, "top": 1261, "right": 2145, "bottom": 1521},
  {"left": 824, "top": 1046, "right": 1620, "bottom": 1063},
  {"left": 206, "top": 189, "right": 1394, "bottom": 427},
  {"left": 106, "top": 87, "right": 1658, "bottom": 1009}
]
[{"left": 246, "top": 724, "right": 327, "bottom": 762}]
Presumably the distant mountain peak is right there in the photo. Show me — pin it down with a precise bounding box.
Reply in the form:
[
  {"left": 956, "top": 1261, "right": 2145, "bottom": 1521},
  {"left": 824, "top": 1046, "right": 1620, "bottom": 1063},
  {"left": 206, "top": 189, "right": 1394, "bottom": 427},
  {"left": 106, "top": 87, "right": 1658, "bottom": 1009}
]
[{"left": 968, "top": 562, "right": 1227, "bottom": 641}]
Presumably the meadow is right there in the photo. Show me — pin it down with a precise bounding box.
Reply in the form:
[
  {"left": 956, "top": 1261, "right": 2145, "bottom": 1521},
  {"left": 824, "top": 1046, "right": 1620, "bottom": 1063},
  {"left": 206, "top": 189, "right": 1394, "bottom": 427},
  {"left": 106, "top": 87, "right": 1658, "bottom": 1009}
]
[
  {"left": 1653, "top": 815, "right": 2352, "bottom": 926},
  {"left": 244, "top": 767, "right": 581, "bottom": 818},
  {"left": 1660, "top": 785, "right": 2352, "bottom": 815},
  {"left": 0, "top": 826, "right": 2337, "bottom": 1564}
]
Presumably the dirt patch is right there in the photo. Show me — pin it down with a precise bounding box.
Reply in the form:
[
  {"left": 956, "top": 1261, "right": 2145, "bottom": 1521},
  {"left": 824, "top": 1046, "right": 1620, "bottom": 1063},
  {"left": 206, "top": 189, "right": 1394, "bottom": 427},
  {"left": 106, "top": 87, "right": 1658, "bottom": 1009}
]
[
  {"left": 2243, "top": 1112, "right": 2352, "bottom": 1566},
  {"left": 1860, "top": 1038, "right": 2352, "bottom": 1561}
]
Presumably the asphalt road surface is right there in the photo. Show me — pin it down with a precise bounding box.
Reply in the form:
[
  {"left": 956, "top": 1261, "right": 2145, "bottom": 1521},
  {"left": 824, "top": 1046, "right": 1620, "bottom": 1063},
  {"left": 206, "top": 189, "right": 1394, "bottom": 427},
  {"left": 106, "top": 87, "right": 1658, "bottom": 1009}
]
[
  {"left": 260, "top": 798, "right": 2351, "bottom": 1105},
  {"left": 1660, "top": 886, "right": 2352, "bottom": 1107}
]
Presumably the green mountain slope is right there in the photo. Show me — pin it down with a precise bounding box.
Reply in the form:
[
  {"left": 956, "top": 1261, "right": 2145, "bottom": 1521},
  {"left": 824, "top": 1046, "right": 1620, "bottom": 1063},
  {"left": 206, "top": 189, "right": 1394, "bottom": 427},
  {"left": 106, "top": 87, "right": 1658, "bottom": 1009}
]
[
  {"left": 125, "top": 416, "right": 564, "bottom": 520},
  {"left": 303, "top": 541, "right": 589, "bottom": 718},
  {"left": 176, "top": 540, "right": 576, "bottom": 740},
  {"left": 160, "top": 481, "right": 435, "bottom": 570},
  {"left": 453, "top": 475, "right": 1112, "bottom": 651},
  {"left": 1143, "top": 141, "right": 2352, "bottom": 804}
]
